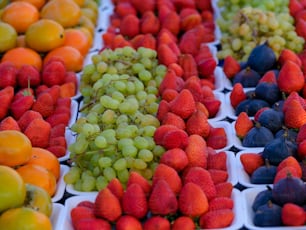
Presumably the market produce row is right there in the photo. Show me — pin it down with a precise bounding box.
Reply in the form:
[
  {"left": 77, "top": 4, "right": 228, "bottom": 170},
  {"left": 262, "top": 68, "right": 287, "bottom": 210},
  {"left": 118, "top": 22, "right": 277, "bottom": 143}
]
[{"left": 1, "top": 0, "right": 306, "bottom": 229}]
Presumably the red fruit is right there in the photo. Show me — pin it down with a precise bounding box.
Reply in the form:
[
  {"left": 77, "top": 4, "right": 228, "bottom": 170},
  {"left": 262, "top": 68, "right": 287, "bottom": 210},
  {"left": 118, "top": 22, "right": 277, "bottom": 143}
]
[
  {"left": 186, "top": 110, "right": 210, "bottom": 137},
  {"left": 169, "top": 89, "right": 196, "bottom": 119},
  {"left": 158, "top": 69, "right": 184, "bottom": 95},
  {"left": 0, "top": 86, "right": 14, "bottom": 120},
  {"left": 24, "top": 118, "right": 51, "bottom": 148},
  {"left": 122, "top": 183, "right": 148, "bottom": 219},
  {"left": 179, "top": 182, "right": 209, "bottom": 217},
  {"left": 281, "top": 203, "right": 306, "bottom": 226},
  {"left": 259, "top": 70, "right": 278, "bottom": 83},
  {"left": 278, "top": 49, "right": 302, "bottom": 67},
  {"left": 65, "top": 71, "right": 78, "bottom": 86},
  {"left": 50, "top": 124, "right": 66, "bottom": 138},
  {"left": 70, "top": 206, "right": 95, "bottom": 229},
  {"left": 153, "top": 124, "right": 179, "bottom": 146},
  {"left": 208, "top": 169, "right": 229, "bottom": 184},
  {"left": 201, "top": 97, "right": 221, "bottom": 118},
  {"left": 206, "top": 126, "right": 227, "bottom": 150},
  {"left": 120, "top": 14, "right": 140, "bottom": 38},
  {"left": 283, "top": 91, "right": 306, "bottom": 113},
  {"left": 158, "top": 43, "right": 178, "bottom": 66},
  {"left": 240, "top": 153, "right": 264, "bottom": 176},
  {"left": 254, "top": 107, "right": 270, "bottom": 122},
  {"left": 47, "top": 146, "right": 66, "bottom": 158},
  {"left": 289, "top": 0, "right": 304, "bottom": 17},
  {"left": 207, "top": 151, "right": 227, "bottom": 170},
  {"left": 168, "top": 63, "right": 183, "bottom": 77},
  {"left": 56, "top": 97, "right": 71, "bottom": 107},
  {"left": 46, "top": 113, "right": 70, "bottom": 127},
  {"left": 171, "top": 216, "right": 196, "bottom": 230},
  {"left": 127, "top": 171, "right": 151, "bottom": 195},
  {"left": 185, "top": 134, "right": 208, "bottom": 168},
  {"left": 277, "top": 60, "right": 305, "bottom": 94},
  {"left": 183, "top": 166, "right": 216, "bottom": 200},
  {"left": 131, "top": 0, "right": 155, "bottom": 14},
  {"left": 161, "top": 128, "right": 189, "bottom": 150},
  {"left": 0, "top": 61, "right": 17, "bottom": 88},
  {"left": 274, "top": 166, "right": 300, "bottom": 184},
  {"left": 149, "top": 179, "right": 178, "bottom": 215},
  {"left": 223, "top": 55, "right": 241, "bottom": 79},
  {"left": 160, "top": 148, "right": 188, "bottom": 172},
  {"left": 183, "top": 77, "right": 203, "bottom": 102},
  {"left": 107, "top": 178, "right": 124, "bottom": 200},
  {"left": 215, "top": 182, "right": 233, "bottom": 198},
  {"left": 162, "top": 112, "right": 186, "bottom": 130},
  {"left": 115, "top": 2, "right": 137, "bottom": 18},
  {"left": 160, "top": 11, "right": 180, "bottom": 35},
  {"left": 277, "top": 156, "right": 302, "bottom": 178},
  {"left": 140, "top": 11, "right": 160, "bottom": 35},
  {"left": 16, "top": 65, "right": 40, "bottom": 88},
  {"left": 35, "top": 85, "right": 49, "bottom": 96},
  {"left": 197, "top": 58, "right": 217, "bottom": 78},
  {"left": 230, "top": 83, "right": 247, "bottom": 109},
  {"left": 157, "top": 28, "right": 177, "bottom": 44},
  {"left": 178, "top": 54, "right": 198, "bottom": 80},
  {"left": 195, "top": 101, "right": 209, "bottom": 117},
  {"left": 116, "top": 215, "right": 143, "bottom": 230},
  {"left": 77, "top": 201, "right": 95, "bottom": 209},
  {"left": 161, "top": 89, "right": 179, "bottom": 102},
  {"left": 32, "top": 92, "right": 54, "bottom": 118},
  {"left": 143, "top": 216, "right": 171, "bottom": 230},
  {"left": 173, "top": 0, "right": 196, "bottom": 10},
  {"left": 49, "top": 136, "right": 66, "bottom": 148},
  {"left": 0, "top": 116, "right": 20, "bottom": 131},
  {"left": 74, "top": 218, "right": 112, "bottom": 230},
  {"left": 42, "top": 60, "right": 66, "bottom": 87},
  {"left": 179, "top": 8, "right": 202, "bottom": 31},
  {"left": 156, "top": 100, "right": 169, "bottom": 122},
  {"left": 298, "top": 139, "right": 306, "bottom": 158},
  {"left": 94, "top": 187, "right": 122, "bottom": 222},
  {"left": 284, "top": 99, "right": 306, "bottom": 129},
  {"left": 297, "top": 123, "right": 306, "bottom": 143},
  {"left": 235, "top": 112, "right": 254, "bottom": 139},
  {"left": 152, "top": 163, "right": 182, "bottom": 194},
  {"left": 10, "top": 95, "right": 34, "bottom": 120},
  {"left": 208, "top": 197, "right": 234, "bottom": 211},
  {"left": 195, "top": 0, "right": 212, "bottom": 11},
  {"left": 199, "top": 209, "right": 234, "bottom": 229}
]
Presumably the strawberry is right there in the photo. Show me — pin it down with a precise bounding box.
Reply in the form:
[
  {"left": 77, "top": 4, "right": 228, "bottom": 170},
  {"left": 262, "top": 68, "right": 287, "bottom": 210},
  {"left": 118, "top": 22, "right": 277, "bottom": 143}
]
[
  {"left": 183, "top": 166, "right": 216, "bottom": 200},
  {"left": 284, "top": 98, "right": 306, "bottom": 129},
  {"left": 197, "top": 58, "right": 217, "bottom": 78},
  {"left": 180, "top": 9, "right": 202, "bottom": 31},
  {"left": 32, "top": 92, "right": 55, "bottom": 118},
  {"left": 298, "top": 139, "right": 306, "bottom": 159},
  {"left": 171, "top": 216, "right": 195, "bottom": 230},
  {"left": 161, "top": 89, "right": 179, "bottom": 102},
  {"left": 70, "top": 206, "right": 95, "bottom": 229},
  {"left": 140, "top": 11, "right": 160, "bottom": 35},
  {"left": 74, "top": 218, "right": 112, "bottom": 230},
  {"left": 10, "top": 94, "right": 34, "bottom": 120},
  {"left": 157, "top": 28, "right": 177, "bottom": 44},
  {"left": 127, "top": 171, "right": 151, "bottom": 195},
  {"left": 161, "top": 128, "right": 189, "bottom": 149},
  {"left": 277, "top": 156, "right": 302, "bottom": 178},
  {"left": 46, "top": 113, "right": 70, "bottom": 127},
  {"left": 223, "top": 55, "right": 241, "bottom": 79},
  {"left": 277, "top": 60, "right": 305, "bottom": 94},
  {"left": 122, "top": 183, "right": 148, "bottom": 219},
  {"left": 149, "top": 179, "right": 178, "bottom": 215},
  {"left": 16, "top": 65, "right": 40, "bottom": 88},
  {"left": 158, "top": 69, "right": 183, "bottom": 95},
  {"left": 120, "top": 14, "right": 140, "bottom": 38},
  {"left": 44, "top": 85, "right": 61, "bottom": 104},
  {"left": 47, "top": 146, "right": 66, "bottom": 158},
  {"left": 173, "top": 0, "right": 196, "bottom": 10},
  {"left": 230, "top": 83, "right": 246, "bottom": 109},
  {"left": 152, "top": 163, "right": 182, "bottom": 194},
  {"left": 186, "top": 110, "right": 210, "bottom": 137},
  {"left": 259, "top": 70, "right": 278, "bottom": 83},
  {"left": 160, "top": 11, "right": 180, "bottom": 35},
  {"left": 159, "top": 148, "right": 188, "bottom": 172},
  {"left": 0, "top": 116, "right": 20, "bottom": 131},
  {"left": 107, "top": 178, "right": 124, "bottom": 200},
  {"left": 281, "top": 203, "right": 306, "bottom": 226},
  {"left": 195, "top": 101, "right": 209, "bottom": 117},
  {"left": 153, "top": 124, "right": 179, "bottom": 146},
  {"left": 161, "top": 112, "right": 186, "bottom": 130},
  {"left": 50, "top": 124, "right": 66, "bottom": 138},
  {"left": 201, "top": 97, "right": 221, "bottom": 118},
  {"left": 207, "top": 151, "right": 227, "bottom": 170},
  {"left": 235, "top": 112, "right": 254, "bottom": 139},
  {"left": 49, "top": 136, "right": 66, "bottom": 148},
  {"left": 274, "top": 166, "right": 300, "bottom": 184},
  {"left": 183, "top": 77, "right": 203, "bottom": 102},
  {"left": 179, "top": 182, "right": 209, "bottom": 217},
  {"left": 215, "top": 182, "right": 233, "bottom": 198},
  {"left": 131, "top": 0, "right": 155, "bottom": 14},
  {"left": 283, "top": 91, "right": 306, "bottom": 112},
  {"left": 199, "top": 209, "right": 234, "bottom": 229},
  {"left": 158, "top": 43, "right": 178, "bottom": 66},
  {"left": 195, "top": 0, "right": 212, "bottom": 11},
  {"left": 168, "top": 62, "right": 183, "bottom": 77},
  {"left": 278, "top": 49, "right": 302, "bottom": 67},
  {"left": 60, "top": 82, "right": 76, "bottom": 98},
  {"left": 143, "top": 216, "right": 171, "bottom": 230},
  {"left": 0, "top": 86, "right": 14, "bottom": 120},
  {"left": 24, "top": 118, "right": 51, "bottom": 148},
  {"left": 53, "top": 105, "right": 71, "bottom": 117},
  {"left": 0, "top": 61, "right": 17, "bottom": 88},
  {"left": 254, "top": 107, "right": 270, "bottom": 122},
  {"left": 208, "top": 197, "right": 234, "bottom": 211},
  {"left": 77, "top": 201, "right": 95, "bottom": 209},
  {"left": 116, "top": 215, "right": 143, "bottom": 230},
  {"left": 185, "top": 134, "right": 208, "bottom": 168},
  {"left": 42, "top": 60, "right": 66, "bottom": 87},
  {"left": 206, "top": 126, "right": 227, "bottom": 150},
  {"left": 169, "top": 89, "right": 196, "bottom": 119},
  {"left": 208, "top": 169, "right": 228, "bottom": 184},
  {"left": 64, "top": 71, "right": 78, "bottom": 86},
  {"left": 289, "top": 0, "right": 304, "bottom": 17},
  {"left": 240, "top": 153, "right": 264, "bottom": 176},
  {"left": 178, "top": 54, "right": 198, "bottom": 80},
  {"left": 17, "top": 110, "right": 43, "bottom": 131},
  {"left": 94, "top": 187, "right": 122, "bottom": 222},
  {"left": 56, "top": 97, "right": 71, "bottom": 107},
  {"left": 115, "top": 2, "right": 137, "bottom": 18}
]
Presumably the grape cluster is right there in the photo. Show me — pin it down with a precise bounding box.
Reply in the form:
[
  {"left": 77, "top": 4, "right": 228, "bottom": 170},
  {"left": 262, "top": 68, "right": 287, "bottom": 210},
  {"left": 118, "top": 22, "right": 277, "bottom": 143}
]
[
  {"left": 217, "top": 1, "right": 305, "bottom": 61},
  {"left": 64, "top": 47, "right": 167, "bottom": 192}
]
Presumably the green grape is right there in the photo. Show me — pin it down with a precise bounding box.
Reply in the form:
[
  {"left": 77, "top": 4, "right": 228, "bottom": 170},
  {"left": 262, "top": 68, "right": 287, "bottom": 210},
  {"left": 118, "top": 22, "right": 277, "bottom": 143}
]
[
  {"left": 117, "top": 168, "right": 129, "bottom": 183},
  {"left": 138, "top": 149, "right": 154, "bottom": 162},
  {"left": 111, "top": 91, "right": 125, "bottom": 102},
  {"left": 92, "top": 166, "right": 101, "bottom": 177},
  {"left": 132, "top": 63, "right": 145, "bottom": 74},
  {"left": 99, "top": 157, "right": 112, "bottom": 169},
  {"left": 121, "top": 144, "right": 138, "bottom": 158},
  {"left": 101, "top": 109, "right": 116, "bottom": 124},
  {"left": 134, "top": 79, "right": 145, "bottom": 92},
  {"left": 81, "top": 175, "right": 96, "bottom": 192},
  {"left": 125, "top": 157, "right": 134, "bottom": 168},
  {"left": 133, "top": 136, "right": 149, "bottom": 149},
  {"left": 63, "top": 166, "right": 81, "bottom": 184},
  {"left": 138, "top": 69, "right": 152, "bottom": 82},
  {"left": 133, "top": 159, "right": 147, "bottom": 170},
  {"left": 82, "top": 63, "right": 96, "bottom": 76},
  {"left": 86, "top": 112, "right": 98, "bottom": 124},
  {"left": 118, "top": 138, "right": 134, "bottom": 150},
  {"left": 103, "top": 167, "right": 116, "bottom": 181},
  {"left": 96, "top": 176, "right": 108, "bottom": 190},
  {"left": 113, "top": 158, "right": 127, "bottom": 171},
  {"left": 142, "top": 168, "right": 153, "bottom": 180},
  {"left": 73, "top": 179, "right": 82, "bottom": 191},
  {"left": 153, "top": 145, "right": 166, "bottom": 157},
  {"left": 139, "top": 114, "right": 160, "bottom": 127},
  {"left": 141, "top": 125, "right": 156, "bottom": 137},
  {"left": 72, "top": 137, "right": 88, "bottom": 154},
  {"left": 126, "top": 81, "right": 136, "bottom": 95},
  {"left": 94, "top": 135, "right": 107, "bottom": 148},
  {"left": 101, "top": 129, "right": 117, "bottom": 144}
]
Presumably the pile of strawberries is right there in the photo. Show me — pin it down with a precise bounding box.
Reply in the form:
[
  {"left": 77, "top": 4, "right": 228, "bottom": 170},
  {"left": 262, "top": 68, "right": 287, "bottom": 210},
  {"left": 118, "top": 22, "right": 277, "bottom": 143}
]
[{"left": 0, "top": 58, "right": 78, "bottom": 158}]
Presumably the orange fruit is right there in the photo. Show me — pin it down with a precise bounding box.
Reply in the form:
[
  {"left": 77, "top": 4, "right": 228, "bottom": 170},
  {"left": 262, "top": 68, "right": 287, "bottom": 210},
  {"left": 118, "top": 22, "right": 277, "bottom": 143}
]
[
  {"left": 0, "top": 130, "right": 32, "bottom": 167},
  {"left": 77, "top": 27, "right": 93, "bottom": 48},
  {"left": 43, "top": 46, "right": 83, "bottom": 72},
  {"left": 1, "top": 47, "right": 42, "bottom": 71},
  {"left": 72, "top": 0, "right": 85, "bottom": 6},
  {"left": 0, "top": 22, "right": 17, "bottom": 53},
  {"left": 10, "top": 0, "right": 46, "bottom": 10},
  {"left": 25, "top": 19, "right": 65, "bottom": 53},
  {"left": 78, "top": 14, "right": 95, "bottom": 36},
  {"left": 40, "top": 0, "right": 81, "bottom": 28},
  {"left": 26, "top": 147, "right": 61, "bottom": 181},
  {"left": 1, "top": 1, "right": 39, "bottom": 33},
  {"left": 16, "top": 164, "right": 57, "bottom": 197},
  {"left": 63, "top": 28, "right": 91, "bottom": 56}
]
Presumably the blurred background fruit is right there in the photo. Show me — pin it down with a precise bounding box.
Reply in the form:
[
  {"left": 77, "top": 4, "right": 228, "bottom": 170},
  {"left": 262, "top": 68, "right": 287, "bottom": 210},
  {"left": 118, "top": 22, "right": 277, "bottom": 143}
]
[{"left": 0, "top": 22, "right": 17, "bottom": 53}]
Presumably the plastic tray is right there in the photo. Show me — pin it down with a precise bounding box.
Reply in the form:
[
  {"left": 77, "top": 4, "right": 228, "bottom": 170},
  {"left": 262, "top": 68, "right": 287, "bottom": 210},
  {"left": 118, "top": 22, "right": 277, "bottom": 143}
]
[
  {"left": 223, "top": 150, "right": 238, "bottom": 186},
  {"left": 208, "top": 91, "right": 228, "bottom": 122},
  {"left": 58, "top": 129, "right": 76, "bottom": 162},
  {"left": 69, "top": 100, "right": 79, "bottom": 128},
  {"left": 52, "top": 164, "right": 69, "bottom": 202},
  {"left": 50, "top": 203, "right": 66, "bottom": 230}
]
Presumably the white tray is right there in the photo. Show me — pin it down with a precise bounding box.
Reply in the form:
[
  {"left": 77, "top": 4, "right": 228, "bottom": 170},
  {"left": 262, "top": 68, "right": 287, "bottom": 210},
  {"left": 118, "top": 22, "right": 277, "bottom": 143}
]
[
  {"left": 208, "top": 91, "right": 228, "bottom": 122},
  {"left": 223, "top": 151, "right": 238, "bottom": 186},
  {"left": 69, "top": 100, "right": 79, "bottom": 127},
  {"left": 52, "top": 164, "right": 69, "bottom": 202},
  {"left": 50, "top": 203, "right": 65, "bottom": 230}
]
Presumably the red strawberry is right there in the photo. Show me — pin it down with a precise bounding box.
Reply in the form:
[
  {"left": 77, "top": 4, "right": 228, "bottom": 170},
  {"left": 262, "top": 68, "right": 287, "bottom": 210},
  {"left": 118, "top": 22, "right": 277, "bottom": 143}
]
[
  {"left": 161, "top": 128, "right": 189, "bottom": 149},
  {"left": 183, "top": 166, "right": 216, "bottom": 200},
  {"left": 240, "top": 153, "right": 264, "bottom": 176},
  {"left": 297, "top": 123, "right": 306, "bottom": 143},
  {"left": 115, "top": 2, "right": 137, "bottom": 17},
  {"left": 168, "top": 62, "right": 183, "bottom": 77},
  {"left": 42, "top": 60, "right": 66, "bottom": 87},
  {"left": 50, "top": 124, "right": 66, "bottom": 138},
  {"left": 199, "top": 209, "right": 234, "bottom": 229},
  {"left": 152, "top": 163, "right": 182, "bottom": 194},
  {"left": 195, "top": 101, "right": 209, "bottom": 117},
  {"left": 206, "top": 126, "right": 227, "bottom": 150},
  {"left": 179, "top": 182, "right": 209, "bottom": 217},
  {"left": 74, "top": 218, "right": 112, "bottom": 230},
  {"left": 16, "top": 65, "right": 40, "bottom": 88},
  {"left": 169, "top": 89, "right": 196, "bottom": 119},
  {"left": 158, "top": 43, "right": 178, "bottom": 66},
  {"left": 65, "top": 71, "right": 78, "bottom": 86},
  {"left": 274, "top": 166, "right": 300, "bottom": 184},
  {"left": 10, "top": 95, "right": 35, "bottom": 120},
  {"left": 49, "top": 136, "right": 66, "bottom": 148},
  {"left": 277, "top": 156, "right": 302, "bottom": 178},
  {"left": 278, "top": 49, "right": 302, "bottom": 67},
  {"left": 186, "top": 110, "right": 210, "bottom": 137},
  {"left": 183, "top": 77, "right": 203, "bottom": 102},
  {"left": 289, "top": 0, "right": 303, "bottom": 17},
  {"left": 56, "top": 97, "right": 71, "bottom": 107},
  {"left": 208, "top": 197, "right": 234, "bottom": 211},
  {"left": 235, "top": 112, "right": 254, "bottom": 139},
  {"left": 153, "top": 124, "right": 178, "bottom": 146},
  {"left": 107, "top": 178, "right": 124, "bottom": 200},
  {"left": 215, "top": 182, "right": 233, "bottom": 198},
  {"left": 157, "top": 27, "right": 177, "bottom": 44},
  {"left": 208, "top": 169, "right": 228, "bottom": 184},
  {"left": 171, "top": 216, "right": 195, "bottom": 230},
  {"left": 0, "top": 61, "right": 17, "bottom": 88},
  {"left": 158, "top": 69, "right": 184, "bottom": 95},
  {"left": 230, "top": 83, "right": 246, "bottom": 109},
  {"left": 157, "top": 100, "right": 169, "bottom": 121},
  {"left": 197, "top": 58, "right": 217, "bottom": 78},
  {"left": 122, "top": 183, "right": 148, "bottom": 219},
  {"left": 180, "top": 8, "right": 202, "bottom": 31},
  {"left": 70, "top": 206, "right": 95, "bottom": 228},
  {"left": 178, "top": 54, "right": 198, "bottom": 80},
  {"left": 77, "top": 201, "right": 95, "bottom": 209},
  {"left": 0, "top": 116, "right": 20, "bottom": 131},
  {"left": 143, "top": 216, "right": 171, "bottom": 230},
  {"left": 120, "top": 14, "right": 140, "bottom": 38},
  {"left": 207, "top": 151, "right": 227, "bottom": 170},
  {"left": 32, "top": 92, "right": 55, "bottom": 118},
  {"left": 24, "top": 118, "right": 51, "bottom": 148},
  {"left": 161, "top": 89, "right": 179, "bottom": 102},
  {"left": 173, "top": 0, "right": 196, "bottom": 10},
  {"left": 47, "top": 146, "right": 66, "bottom": 158},
  {"left": 149, "top": 179, "right": 178, "bottom": 215},
  {"left": 131, "top": 0, "right": 155, "bottom": 14},
  {"left": 185, "top": 134, "right": 208, "bottom": 168},
  {"left": 259, "top": 70, "right": 278, "bottom": 83},
  {"left": 284, "top": 98, "right": 306, "bottom": 129},
  {"left": 195, "top": 0, "right": 212, "bottom": 10},
  {"left": 298, "top": 139, "right": 306, "bottom": 158},
  {"left": 277, "top": 60, "right": 305, "bottom": 94},
  {"left": 45, "top": 85, "right": 61, "bottom": 103},
  {"left": 223, "top": 55, "right": 241, "bottom": 79},
  {"left": 159, "top": 148, "right": 188, "bottom": 172},
  {"left": 162, "top": 112, "right": 186, "bottom": 130},
  {"left": 116, "top": 215, "right": 143, "bottom": 230},
  {"left": 127, "top": 171, "right": 151, "bottom": 195},
  {"left": 160, "top": 11, "right": 180, "bottom": 35},
  {"left": 281, "top": 203, "right": 306, "bottom": 226},
  {"left": 17, "top": 110, "right": 43, "bottom": 131},
  {"left": 201, "top": 97, "right": 221, "bottom": 118},
  {"left": 94, "top": 187, "right": 122, "bottom": 222},
  {"left": 46, "top": 113, "right": 70, "bottom": 127},
  {"left": 140, "top": 11, "right": 160, "bottom": 35},
  {"left": 0, "top": 86, "right": 14, "bottom": 120}
]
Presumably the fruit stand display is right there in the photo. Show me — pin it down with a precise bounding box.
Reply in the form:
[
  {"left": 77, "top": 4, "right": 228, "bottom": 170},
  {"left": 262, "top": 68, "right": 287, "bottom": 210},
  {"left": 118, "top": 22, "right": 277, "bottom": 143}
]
[{"left": 1, "top": 0, "right": 306, "bottom": 229}]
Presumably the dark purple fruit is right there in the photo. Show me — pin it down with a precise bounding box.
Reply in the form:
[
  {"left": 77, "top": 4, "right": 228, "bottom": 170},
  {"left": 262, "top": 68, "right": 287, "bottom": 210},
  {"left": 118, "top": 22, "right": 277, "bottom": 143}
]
[
  {"left": 275, "top": 128, "right": 297, "bottom": 143},
  {"left": 235, "top": 99, "right": 270, "bottom": 117},
  {"left": 257, "top": 109, "right": 284, "bottom": 133},
  {"left": 255, "top": 82, "right": 281, "bottom": 105},
  {"left": 250, "top": 160, "right": 277, "bottom": 184},
  {"left": 247, "top": 42, "right": 277, "bottom": 75},
  {"left": 233, "top": 67, "right": 261, "bottom": 87},
  {"left": 253, "top": 201, "right": 282, "bottom": 227},
  {"left": 242, "top": 123, "right": 274, "bottom": 147},
  {"left": 252, "top": 186, "right": 273, "bottom": 211},
  {"left": 272, "top": 100, "right": 284, "bottom": 112}
]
